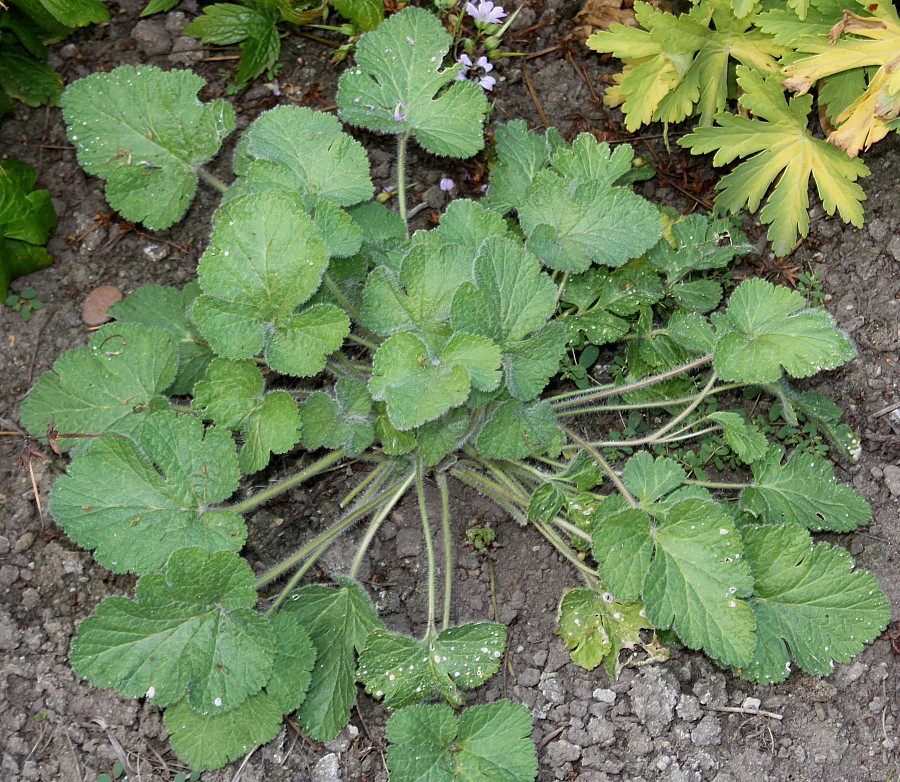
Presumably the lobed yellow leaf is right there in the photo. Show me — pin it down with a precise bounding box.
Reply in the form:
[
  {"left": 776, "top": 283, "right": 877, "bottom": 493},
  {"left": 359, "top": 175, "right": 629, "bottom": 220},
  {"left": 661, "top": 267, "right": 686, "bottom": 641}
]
[{"left": 782, "top": 7, "right": 900, "bottom": 155}]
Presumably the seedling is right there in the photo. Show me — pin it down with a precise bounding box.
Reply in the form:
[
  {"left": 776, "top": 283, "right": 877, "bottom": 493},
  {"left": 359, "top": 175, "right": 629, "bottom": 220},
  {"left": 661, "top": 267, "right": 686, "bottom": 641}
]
[
  {"left": 19, "top": 8, "right": 888, "bottom": 778},
  {"left": 5, "top": 287, "right": 44, "bottom": 321}
]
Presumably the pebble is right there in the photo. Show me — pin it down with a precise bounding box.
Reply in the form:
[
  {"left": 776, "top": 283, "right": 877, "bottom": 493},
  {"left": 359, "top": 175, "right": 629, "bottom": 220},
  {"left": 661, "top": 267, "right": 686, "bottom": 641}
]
[
  {"left": 142, "top": 243, "right": 170, "bottom": 262},
  {"left": 311, "top": 753, "right": 341, "bottom": 782},
  {"left": 81, "top": 286, "right": 123, "bottom": 326},
  {"left": 690, "top": 714, "right": 722, "bottom": 747},
  {"left": 545, "top": 739, "right": 581, "bottom": 763},
  {"left": 882, "top": 464, "right": 900, "bottom": 496},
  {"left": 13, "top": 531, "right": 34, "bottom": 554}
]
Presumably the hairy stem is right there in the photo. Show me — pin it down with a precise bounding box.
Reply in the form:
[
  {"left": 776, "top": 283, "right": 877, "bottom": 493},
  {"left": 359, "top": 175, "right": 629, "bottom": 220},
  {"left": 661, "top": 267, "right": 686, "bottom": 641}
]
[
  {"left": 549, "top": 354, "right": 714, "bottom": 410},
  {"left": 349, "top": 470, "right": 416, "bottom": 578},
  {"left": 684, "top": 478, "right": 750, "bottom": 490},
  {"left": 450, "top": 465, "right": 528, "bottom": 525},
  {"left": 229, "top": 448, "right": 346, "bottom": 515},
  {"left": 339, "top": 462, "right": 391, "bottom": 508},
  {"left": 322, "top": 273, "right": 368, "bottom": 331},
  {"left": 416, "top": 459, "right": 438, "bottom": 638},
  {"left": 397, "top": 132, "right": 411, "bottom": 232},
  {"left": 254, "top": 471, "right": 401, "bottom": 589},
  {"left": 265, "top": 540, "right": 331, "bottom": 615},
  {"left": 585, "top": 370, "right": 719, "bottom": 449},
  {"left": 437, "top": 472, "right": 453, "bottom": 632},
  {"left": 553, "top": 383, "right": 742, "bottom": 418},
  {"left": 562, "top": 427, "right": 637, "bottom": 508},
  {"left": 534, "top": 519, "right": 598, "bottom": 585},
  {"left": 196, "top": 166, "right": 229, "bottom": 193}
]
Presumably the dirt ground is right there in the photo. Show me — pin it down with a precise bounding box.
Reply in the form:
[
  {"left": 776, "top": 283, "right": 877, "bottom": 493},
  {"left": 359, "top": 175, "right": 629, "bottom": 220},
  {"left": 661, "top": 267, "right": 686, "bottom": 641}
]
[{"left": 0, "top": 1, "right": 898, "bottom": 780}]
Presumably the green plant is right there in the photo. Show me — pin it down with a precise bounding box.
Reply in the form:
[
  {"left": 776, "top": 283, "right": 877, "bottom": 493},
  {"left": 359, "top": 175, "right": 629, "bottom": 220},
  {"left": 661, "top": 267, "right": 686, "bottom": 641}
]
[
  {"left": 587, "top": 0, "right": 900, "bottom": 255},
  {"left": 4, "top": 286, "right": 43, "bottom": 321},
  {"left": 19, "top": 6, "right": 889, "bottom": 776},
  {"left": 96, "top": 762, "right": 126, "bottom": 782},
  {"left": 143, "top": 0, "right": 384, "bottom": 87},
  {"left": 0, "top": 0, "right": 109, "bottom": 113},
  {"left": 0, "top": 158, "right": 56, "bottom": 301}
]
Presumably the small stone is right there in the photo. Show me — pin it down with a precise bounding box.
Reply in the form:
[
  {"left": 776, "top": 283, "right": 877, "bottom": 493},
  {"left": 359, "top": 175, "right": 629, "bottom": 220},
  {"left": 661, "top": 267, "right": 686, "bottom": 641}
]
[
  {"left": 545, "top": 739, "right": 581, "bottom": 764},
  {"left": 690, "top": 713, "right": 722, "bottom": 746},
  {"left": 311, "top": 753, "right": 341, "bottom": 782},
  {"left": 517, "top": 667, "right": 540, "bottom": 688},
  {"left": 142, "top": 243, "right": 170, "bottom": 262},
  {"left": 81, "top": 286, "right": 123, "bottom": 326},
  {"left": 888, "top": 234, "right": 900, "bottom": 262},
  {"left": 0, "top": 536, "right": 9, "bottom": 555},
  {"left": 741, "top": 697, "right": 762, "bottom": 711},
  {"left": 631, "top": 667, "right": 678, "bottom": 737},
  {"left": 593, "top": 688, "right": 616, "bottom": 705},
  {"left": 13, "top": 532, "right": 35, "bottom": 554},
  {"left": 882, "top": 464, "right": 900, "bottom": 496},
  {"left": 676, "top": 694, "right": 703, "bottom": 722}
]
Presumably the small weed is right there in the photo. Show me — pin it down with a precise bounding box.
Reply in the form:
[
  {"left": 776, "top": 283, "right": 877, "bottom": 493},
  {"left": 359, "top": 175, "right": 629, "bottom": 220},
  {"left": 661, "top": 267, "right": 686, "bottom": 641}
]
[{"left": 4, "top": 288, "right": 44, "bottom": 322}]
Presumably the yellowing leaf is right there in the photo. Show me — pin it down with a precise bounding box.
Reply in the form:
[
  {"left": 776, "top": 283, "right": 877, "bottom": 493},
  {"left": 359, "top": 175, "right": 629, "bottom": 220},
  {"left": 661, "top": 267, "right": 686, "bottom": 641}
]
[
  {"left": 679, "top": 66, "right": 870, "bottom": 255},
  {"left": 588, "top": 1, "right": 788, "bottom": 130},
  {"left": 782, "top": 7, "right": 900, "bottom": 156}
]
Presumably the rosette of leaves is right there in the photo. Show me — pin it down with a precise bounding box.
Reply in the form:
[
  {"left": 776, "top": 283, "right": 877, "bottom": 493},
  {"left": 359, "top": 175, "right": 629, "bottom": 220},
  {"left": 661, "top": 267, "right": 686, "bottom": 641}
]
[
  {"left": 0, "top": 159, "right": 56, "bottom": 301},
  {"left": 18, "top": 9, "right": 891, "bottom": 775}
]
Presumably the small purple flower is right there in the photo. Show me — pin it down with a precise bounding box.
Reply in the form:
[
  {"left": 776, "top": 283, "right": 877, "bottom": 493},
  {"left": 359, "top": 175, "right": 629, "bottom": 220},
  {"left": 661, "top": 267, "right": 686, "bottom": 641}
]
[
  {"left": 475, "top": 56, "right": 493, "bottom": 73},
  {"left": 466, "top": 0, "right": 507, "bottom": 24},
  {"left": 478, "top": 74, "right": 496, "bottom": 91},
  {"left": 393, "top": 103, "right": 408, "bottom": 121},
  {"left": 439, "top": 177, "right": 455, "bottom": 191},
  {"left": 455, "top": 53, "right": 472, "bottom": 81}
]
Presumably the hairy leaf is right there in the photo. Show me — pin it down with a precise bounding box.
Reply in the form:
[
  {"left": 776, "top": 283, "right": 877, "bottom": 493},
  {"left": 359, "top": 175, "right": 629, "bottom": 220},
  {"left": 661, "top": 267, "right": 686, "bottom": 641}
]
[
  {"left": 451, "top": 237, "right": 567, "bottom": 399},
  {"left": 712, "top": 278, "right": 856, "bottom": 383},
  {"left": 483, "top": 120, "right": 562, "bottom": 215},
  {"left": 337, "top": 7, "right": 488, "bottom": 157},
  {"left": 738, "top": 524, "right": 889, "bottom": 683},
  {"left": 164, "top": 692, "right": 283, "bottom": 772},
  {"left": 333, "top": 0, "right": 383, "bottom": 30},
  {"left": 282, "top": 576, "right": 383, "bottom": 741},
  {"left": 741, "top": 446, "right": 871, "bottom": 531},
  {"left": 592, "top": 499, "right": 756, "bottom": 666},
  {"left": 231, "top": 105, "right": 373, "bottom": 208},
  {"left": 49, "top": 411, "right": 244, "bottom": 573},
  {"left": 192, "top": 359, "right": 301, "bottom": 474},
  {"left": 61, "top": 66, "right": 234, "bottom": 229},
  {"left": 20, "top": 322, "right": 177, "bottom": 450},
  {"left": 708, "top": 412, "right": 768, "bottom": 464},
  {"left": 369, "top": 331, "right": 501, "bottom": 430},
  {"left": 300, "top": 377, "right": 374, "bottom": 456},
  {"left": 108, "top": 283, "right": 213, "bottom": 395},
  {"left": 621, "top": 451, "right": 687, "bottom": 506},
  {"left": 266, "top": 612, "right": 317, "bottom": 715},
  {"left": 191, "top": 191, "right": 349, "bottom": 376},
  {"left": 386, "top": 701, "right": 538, "bottom": 782},
  {"left": 557, "top": 588, "right": 652, "bottom": 676},
  {"left": 0, "top": 44, "right": 63, "bottom": 109},
  {"left": 71, "top": 548, "right": 273, "bottom": 712},
  {"left": 358, "top": 622, "right": 505, "bottom": 708},
  {"left": 518, "top": 178, "right": 661, "bottom": 272},
  {"left": 476, "top": 399, "right": 563, "bottom": 459}
]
